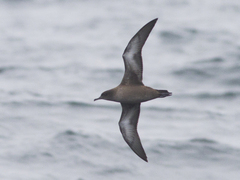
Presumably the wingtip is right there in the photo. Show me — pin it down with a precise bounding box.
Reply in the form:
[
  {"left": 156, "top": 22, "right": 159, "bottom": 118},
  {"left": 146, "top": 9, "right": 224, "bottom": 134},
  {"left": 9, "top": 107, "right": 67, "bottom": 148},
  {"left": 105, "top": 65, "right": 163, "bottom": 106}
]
[
  {"left": 151, "top": 18, "right": 158, "bottom": 24},
  {"left": 143, "top": 157, "right": 148, "bottom": 162},
  {"left": 135, "top": 149, "right": 148, "bottom": 162},
  {"left": 145, "top": 18, "right": 158, "bottom": 30}
]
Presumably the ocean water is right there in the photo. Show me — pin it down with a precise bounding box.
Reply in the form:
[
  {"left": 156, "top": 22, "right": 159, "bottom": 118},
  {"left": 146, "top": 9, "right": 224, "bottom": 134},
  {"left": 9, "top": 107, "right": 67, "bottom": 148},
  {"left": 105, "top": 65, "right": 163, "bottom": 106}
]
[{"left": 1, "top": 0, "right": 240, "bottom": 179}]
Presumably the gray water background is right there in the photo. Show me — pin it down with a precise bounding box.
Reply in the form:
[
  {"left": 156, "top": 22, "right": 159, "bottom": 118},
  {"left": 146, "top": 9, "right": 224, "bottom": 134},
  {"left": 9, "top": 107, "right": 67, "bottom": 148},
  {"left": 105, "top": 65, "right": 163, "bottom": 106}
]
[{"left": 0, "top": 0, "right": 240, "bottom": 179}]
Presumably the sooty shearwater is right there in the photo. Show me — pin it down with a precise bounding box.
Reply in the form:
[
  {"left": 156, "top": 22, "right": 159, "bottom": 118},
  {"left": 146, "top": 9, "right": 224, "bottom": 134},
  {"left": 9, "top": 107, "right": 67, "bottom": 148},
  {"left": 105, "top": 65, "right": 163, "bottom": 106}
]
[{"left": 94, "top": 18, "right": 172, "bottom": 162}]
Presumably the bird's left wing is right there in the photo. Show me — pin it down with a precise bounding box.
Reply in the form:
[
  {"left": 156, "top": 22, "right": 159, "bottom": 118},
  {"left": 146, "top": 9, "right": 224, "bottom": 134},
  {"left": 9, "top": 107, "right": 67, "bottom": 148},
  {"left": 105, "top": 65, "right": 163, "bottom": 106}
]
[{"left": 121, "top": 18, "right": 158, "bottom": 85}]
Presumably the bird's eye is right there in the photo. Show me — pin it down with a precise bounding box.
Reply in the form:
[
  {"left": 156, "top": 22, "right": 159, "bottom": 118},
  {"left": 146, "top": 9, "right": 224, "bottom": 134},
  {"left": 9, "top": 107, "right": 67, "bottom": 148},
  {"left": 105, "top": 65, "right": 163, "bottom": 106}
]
[{"left": 102, "top": 92, "right": 108, "bottom": 96}]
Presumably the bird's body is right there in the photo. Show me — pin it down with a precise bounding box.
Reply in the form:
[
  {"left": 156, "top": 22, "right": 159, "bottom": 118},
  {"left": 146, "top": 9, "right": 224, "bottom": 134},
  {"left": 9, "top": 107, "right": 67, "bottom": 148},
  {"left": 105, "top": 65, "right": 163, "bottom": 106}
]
[
  {"left": 94, "top": 18, "right": 172, "bottom": 162},
  {"left": 100, "top": 85, "right": 168, "bottom": 104}
]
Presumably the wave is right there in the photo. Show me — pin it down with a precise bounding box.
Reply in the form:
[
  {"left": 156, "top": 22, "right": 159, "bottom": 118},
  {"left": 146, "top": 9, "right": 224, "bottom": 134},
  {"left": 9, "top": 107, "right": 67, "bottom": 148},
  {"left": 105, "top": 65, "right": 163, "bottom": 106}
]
[
  {"left": 92, "top": 68, "right": 123, "bottom": 82},
  {"left": 170, "top": 89, "right": 240, "bottom": 101},
  {"left": 50, "top": 130, "right": 122, "bottom": 163},
  {"left": 0, "top": 65, "right": 67, "bottom": 75},
  {"left": 173, "top": 56, "right": 224, "bottom": 79},
  {"left": 195, "top": 57, "right": 224, "bottom": 64},
  {"left": 65, "top": 101, "right": 93, "bottom": 107},
  {"left": 0, "top": 66, "right": 17, "bottom": 74},
  {"left": 14, "top": 129, "right": 116, "bottom": 164},
  {"left": 160, "top": 28, "right": 199, "bottom": 44},
  {"left": 195, "top": 91, "right": 240, "bottom": 99},
  {"left": 149, "top": 138, "right": 240, "bottom": 164},
  {"left": 173, "top": 56, "right": 240, "bottom": 88},
  {"left": 189, "top": 138, "right": 217, "bottom": 144},
  {"left": 144, "top": 106, "right": 177, "bottom": 112},
  {"left": 173, "top": 90, "right": 240, "bottom": 100},
  {"left": 0, "top": 99, "right": 115, "bottom": 109},
  {"left": 173, "top": 67, "right": 212, "bottom": 79}
]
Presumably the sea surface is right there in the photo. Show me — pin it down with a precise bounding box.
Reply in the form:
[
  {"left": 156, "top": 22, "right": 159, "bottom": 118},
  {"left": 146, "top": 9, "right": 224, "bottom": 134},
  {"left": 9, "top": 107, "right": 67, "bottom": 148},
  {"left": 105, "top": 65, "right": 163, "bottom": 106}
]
[{"left": 1, "top": 0, "right": 240, "bottom": 179}]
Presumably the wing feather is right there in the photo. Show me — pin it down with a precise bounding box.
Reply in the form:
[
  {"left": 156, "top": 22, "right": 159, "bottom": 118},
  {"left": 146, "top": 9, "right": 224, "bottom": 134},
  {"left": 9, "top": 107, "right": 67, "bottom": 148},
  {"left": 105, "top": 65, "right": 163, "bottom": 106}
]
[
  {"left": 121, "top": 18, "right": 158, "bottom": 85},
  {"left": 118, "top": 103, "right": 147, "bottom": 162}
]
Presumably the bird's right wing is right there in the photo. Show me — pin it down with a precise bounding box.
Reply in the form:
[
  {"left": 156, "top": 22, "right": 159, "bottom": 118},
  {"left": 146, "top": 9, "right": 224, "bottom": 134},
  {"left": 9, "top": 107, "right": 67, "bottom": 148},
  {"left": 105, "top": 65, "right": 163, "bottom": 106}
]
[{"left": 118, "top": 103, "right": 147, "bottom": 162}]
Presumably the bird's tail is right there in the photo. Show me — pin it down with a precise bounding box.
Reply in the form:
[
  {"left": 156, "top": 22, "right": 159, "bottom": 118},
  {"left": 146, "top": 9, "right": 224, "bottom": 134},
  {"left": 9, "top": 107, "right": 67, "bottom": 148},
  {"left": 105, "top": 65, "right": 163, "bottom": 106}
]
[{"left": 156, "top": 90, "right": 172, "bottom": 98}]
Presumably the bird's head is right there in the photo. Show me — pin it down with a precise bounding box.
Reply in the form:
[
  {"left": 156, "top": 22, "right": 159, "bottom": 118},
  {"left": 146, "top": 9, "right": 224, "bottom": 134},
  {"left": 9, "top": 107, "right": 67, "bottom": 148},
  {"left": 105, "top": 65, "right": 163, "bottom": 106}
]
[{"left": 94, "top": 89, "right": 114, "bottom": 101}]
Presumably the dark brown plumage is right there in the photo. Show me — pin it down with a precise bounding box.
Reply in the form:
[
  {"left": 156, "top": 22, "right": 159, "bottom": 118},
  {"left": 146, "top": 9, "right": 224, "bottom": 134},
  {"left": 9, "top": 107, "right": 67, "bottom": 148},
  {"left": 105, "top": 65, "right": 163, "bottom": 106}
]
[{"left": 95, "top": 18, "right": 172, "bottom": 162}]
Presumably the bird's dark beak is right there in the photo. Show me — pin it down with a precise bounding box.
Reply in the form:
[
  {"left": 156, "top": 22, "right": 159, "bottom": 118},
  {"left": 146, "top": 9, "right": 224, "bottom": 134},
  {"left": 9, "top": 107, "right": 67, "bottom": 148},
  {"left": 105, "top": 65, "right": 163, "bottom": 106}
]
[{"left": 94, "top": 97, "right": 101, "bottom": 101}]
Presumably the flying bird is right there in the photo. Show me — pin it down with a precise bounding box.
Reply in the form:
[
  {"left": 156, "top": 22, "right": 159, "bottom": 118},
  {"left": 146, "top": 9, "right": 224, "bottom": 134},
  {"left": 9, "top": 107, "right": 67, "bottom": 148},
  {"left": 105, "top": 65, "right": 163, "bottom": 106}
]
[{"left": 94, "top": 18, "right": 172, "bottom": 162}]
